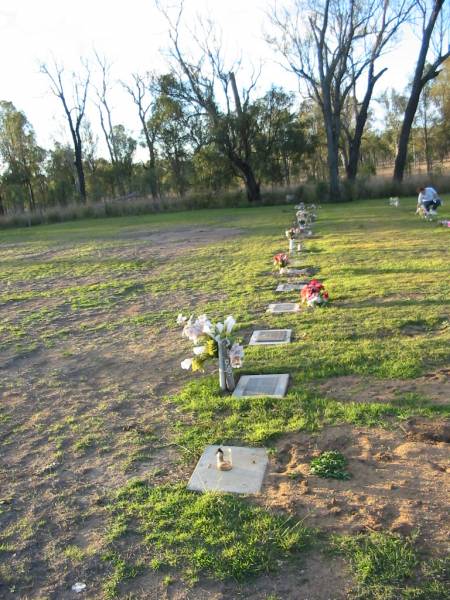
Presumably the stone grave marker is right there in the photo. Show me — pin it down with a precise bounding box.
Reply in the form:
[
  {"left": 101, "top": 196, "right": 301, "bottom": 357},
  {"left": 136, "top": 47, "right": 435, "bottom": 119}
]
[
  {"left": 249, "top": 329, "right": 292, "bottom": 345},
  {"left": 187, "top": 445, "right": 268, "bottom": 494},
  {"left": 276, "top": 283, "right": 307, "bottom": 292},
  {"left": 233, "top": 373, "right": 290, "bottom": 398},
  {"left": 284, "top": 268, "right": 309, "bottom": 276},
  {"left": 267, "top": 302, "right": 300, "bottom": 314}
]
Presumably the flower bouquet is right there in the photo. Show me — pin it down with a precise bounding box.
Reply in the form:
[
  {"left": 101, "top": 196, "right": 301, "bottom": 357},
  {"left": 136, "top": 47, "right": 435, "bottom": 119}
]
[
  {"left": 273, "top": 252, "right": 289, "bottom": 272},
  {"left": 285, "top": 227, "right": 300, "bottom": 240},
  {"left": 300, "top": 279, "right": 329, "bottom": 307},
  {"left": 178, "top": 313, "right": 244, "bottom": 391}
]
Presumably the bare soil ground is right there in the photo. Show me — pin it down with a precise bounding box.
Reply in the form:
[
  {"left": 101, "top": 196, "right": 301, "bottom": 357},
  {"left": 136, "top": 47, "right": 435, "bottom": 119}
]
[
  {"left": 264, "top": 418, "right": 450, "bottom": 552},
  {"left": 317, "top": 371, "right": 450, "bottom": 406},
  {"left": 1, "top": 225, "right": 449, "bottom": 600}
]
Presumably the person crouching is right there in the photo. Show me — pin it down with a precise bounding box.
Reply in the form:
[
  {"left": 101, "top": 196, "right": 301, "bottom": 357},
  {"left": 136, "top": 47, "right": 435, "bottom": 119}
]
[{"left": 417, "top": 186, "right": 442, "bottom": 215}]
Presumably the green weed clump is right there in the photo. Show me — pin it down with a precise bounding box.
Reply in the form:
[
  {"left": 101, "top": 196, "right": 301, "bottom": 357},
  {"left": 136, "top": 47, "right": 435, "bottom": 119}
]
[
  {"left": 310, "top": 451, "right": 351, "bottom": 480},
  {"left": 105, "top": 480, "right": 312, "bottom": 591}
]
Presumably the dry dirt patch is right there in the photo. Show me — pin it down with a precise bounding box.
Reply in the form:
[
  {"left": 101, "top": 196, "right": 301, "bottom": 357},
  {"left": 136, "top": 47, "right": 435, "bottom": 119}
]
[
  {"left": 0, "top": 225, "right": 243, "bottom": 599},
  {"left": 317, "top": 368, "right": 450, "bottom": 405},
  {"left": 263, "top": 419, "right": 450, "bottom": 552},
  {"left": 112, "top": 553, "right": 348, "bottom": 600}
]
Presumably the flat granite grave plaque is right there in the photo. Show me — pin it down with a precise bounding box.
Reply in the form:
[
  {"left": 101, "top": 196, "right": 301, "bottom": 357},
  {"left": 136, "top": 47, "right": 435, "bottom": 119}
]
[
  {"left": 276, "top": 283, "right": 307, "bottom": 292},
  {"left": 233, "top": 373, "right": 290, "bottom": 398},
  {"left": 283, "top": 268, "right": 308, "bottom": 276},
  {"left": 249, "top": 329, "right": 292, "bottom": 345},
  {"left": 267, "top": 302, "right": 300, "bottom": 314},
  {"left": 187, "top": 445, "right": 268, "bottom": 494}
]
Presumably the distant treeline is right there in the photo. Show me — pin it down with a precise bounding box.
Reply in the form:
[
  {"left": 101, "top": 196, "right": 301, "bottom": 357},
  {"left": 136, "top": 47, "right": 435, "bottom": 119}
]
[{"left": 0, "top": 0, "right": 448, "bottom": 215}]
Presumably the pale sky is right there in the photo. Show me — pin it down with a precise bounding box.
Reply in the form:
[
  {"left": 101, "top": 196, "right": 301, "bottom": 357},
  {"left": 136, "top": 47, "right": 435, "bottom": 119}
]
[{"left": 0, "top": 0, "right": 424, "bottom": 157}]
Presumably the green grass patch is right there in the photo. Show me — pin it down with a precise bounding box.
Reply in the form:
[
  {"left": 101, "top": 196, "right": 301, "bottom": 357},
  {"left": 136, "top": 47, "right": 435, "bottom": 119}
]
[
  {"left": 331, "top": 532, "right": 450, "bottom": 599},
  {"left": 169, "top": 376, "right": 449, "bottom": 458},
  {"left": 104, "top": 480, "right": 312, "bottom": 593}
]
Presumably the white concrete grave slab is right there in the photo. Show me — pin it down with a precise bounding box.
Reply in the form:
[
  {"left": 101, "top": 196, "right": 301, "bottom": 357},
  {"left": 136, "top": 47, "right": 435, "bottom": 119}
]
[
  {"left": 249, "top": 329, "right": 292, "bottom": 345},
  {"left": 233, "top": 373, "right": 290, "bottom": 398},
  {"left": 267, "top": 302, "right": 300, "bottom": 314},
  {"left": 187, "top": 445, "right": 268, "bottom": 494},
  {"left": 276, "top": 283, "right": 307, "bottom": 292}
]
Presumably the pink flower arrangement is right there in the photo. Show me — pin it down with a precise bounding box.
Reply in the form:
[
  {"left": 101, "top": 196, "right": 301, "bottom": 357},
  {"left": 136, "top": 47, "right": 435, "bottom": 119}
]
[
  {"left": 300, "top": 279, "right": 329, "bottom": 307},
  {"left": 273, "top": 253, "right": 289, "bottom": 270}
]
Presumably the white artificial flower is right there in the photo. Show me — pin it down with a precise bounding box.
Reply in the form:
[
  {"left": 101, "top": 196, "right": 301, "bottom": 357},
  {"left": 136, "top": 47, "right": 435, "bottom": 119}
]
[
  {"left": 202, "top": 321, "right": 215, "bottom": 337},
  {"left": 200, "top": 318, "right": 213, "bottom": 334},
  {"left": 193, "top": 346, "right": 205, "bottom": 356},
  {"left": 182, "top": 321, "right": 203, "bottom": 342},
  {"left": 197, "top": 314, "right": 209, "bottom": 326},
  {"left": 224, "top": 315, "right": 236, "bottom": 334},
  {"left": 216, "top": 322, "right": 224, "bottom": 334},
  {"left": 181, "top": 358, "right": 193, "bottom": 370}
]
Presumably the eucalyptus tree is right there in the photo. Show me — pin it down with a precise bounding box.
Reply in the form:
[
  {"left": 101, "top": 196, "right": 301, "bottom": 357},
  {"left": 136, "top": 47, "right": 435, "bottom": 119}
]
[
  {"left": 157, "top": 2, "right": 262, "bottom": 202},
  {"left": 269, "top": 0, "right": 413, "bottom": 199},
  {"left": 149, "top": 74, "right": 204, "bottom": 197},
  {"left": 393, "top": 0, "right": 450, "bottom": 181},
  {"left": 429, "top": 58, "right": 450, "bottom": 162},
  {"left": 94, "top": 52, "right": 136, "bottom": 195},
  {"left": 253, "top": 87, "right": 312, "bottom": 185},
  {"left": 122, "top": 73, "right": 160, "bottom": 199},
  {"left": 41, "top": 60, "right": 90, "bottom": 203},
  {"left": 343, "top": 0, "right": 414, "bottom": 181},
  {"left": 0, "top": 101, "right": 45, "bottom": 212},
  {"left": 377, "top": 89, "right": 409, "bottom": 162},
  {"left": 46, "top": 142, "right": 77, "bottom": 206}
]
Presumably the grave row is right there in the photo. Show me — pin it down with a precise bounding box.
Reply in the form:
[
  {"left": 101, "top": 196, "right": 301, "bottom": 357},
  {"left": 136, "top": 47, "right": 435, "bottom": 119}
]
[{"left": 188, "top": 203, "right": 320, "bottom": 493}]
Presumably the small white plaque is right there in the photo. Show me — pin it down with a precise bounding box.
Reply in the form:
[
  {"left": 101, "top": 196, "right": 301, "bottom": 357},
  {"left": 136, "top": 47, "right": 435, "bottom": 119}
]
[
  {"left": 276, "top": 283, "right": 307, "bottom": 292},
  {"left": 267, "top": 303, "right": 300, "bottom": 313},
  {"left": 249, "top": 329, "right": 292, "bottom": 345},
  {"left": 233, "top": 374, "right": 290, "bottom": 398},
  {"left": 187, "top": 445, "right": 268, "bottom": 494}
]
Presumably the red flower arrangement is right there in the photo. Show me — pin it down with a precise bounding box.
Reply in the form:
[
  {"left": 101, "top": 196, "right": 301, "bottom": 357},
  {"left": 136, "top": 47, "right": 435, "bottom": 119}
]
[
  {"left": 300, "top": 279, "right": 329, "bottom": 307},
  {"left": 273, "top": 253, "right": 289, "bottom": 270}
]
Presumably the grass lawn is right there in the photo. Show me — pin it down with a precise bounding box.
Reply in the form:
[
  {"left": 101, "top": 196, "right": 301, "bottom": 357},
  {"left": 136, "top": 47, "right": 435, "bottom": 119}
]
[{"left": 0, "top": 197, "right": 449, "bottom": 599}]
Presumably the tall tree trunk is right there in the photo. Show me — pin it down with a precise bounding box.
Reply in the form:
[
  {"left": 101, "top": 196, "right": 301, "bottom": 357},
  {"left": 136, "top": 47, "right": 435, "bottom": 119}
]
[
  {"left": 393, "top": 0, "right": 446, "bottom": 182},
  {"left": 142, "top": 124, "right": 159, "bottom": 199},
  {"left": 26, "top": 180, "right": 36, "bottom": 211},
  {"left": 393, "top": 89, "right": 423, "bottom": 182},
  {"left": 229, "top": 72, "right": 260, "bottom": 201},
  {"left": 327, "top": 141, "right": 341, "bottom": 201},
  {"left": 0, "top": 192, "right": 5, "bottom": 216},
  {"left": 321, "top": 78, "right": 342, "bottom": 201},
  {"left": 242, "top": 167, "right": 261, "bottom": 203},
  {"left": 323, "top": 112, "right": 341, "bottom": 201},
  {"left": 231, "top": 154, "right": 261, "bottom": 202},
  {"left": 74, "top": 148, "right": 87, "bottom": 203},
  {"left": 346, "top": 68, "right": 386, "bottom": 181}
]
